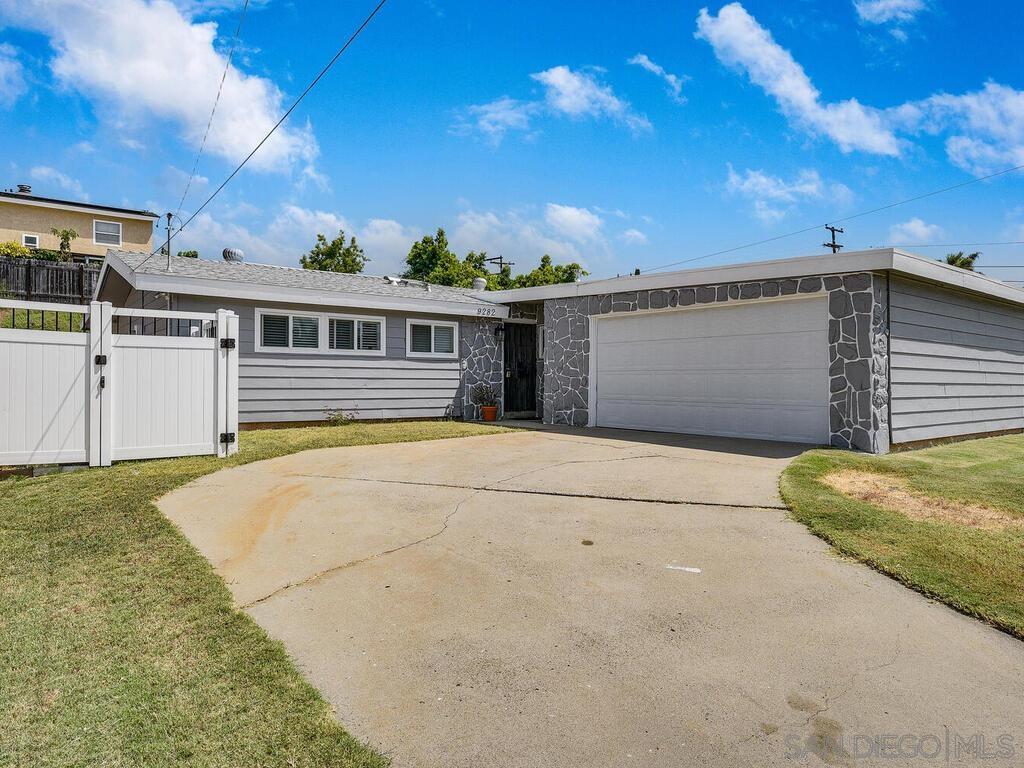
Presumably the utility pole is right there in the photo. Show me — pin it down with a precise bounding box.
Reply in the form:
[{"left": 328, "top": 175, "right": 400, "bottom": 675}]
[
  {"left": 484, "top": 254, "right": 515, "bottom": 272},
  {"left": 823, "top": 225, "right": 844, "bottom": 254},
  {"left": 165, "top": 212, "right": 173, "bottom": 271}
]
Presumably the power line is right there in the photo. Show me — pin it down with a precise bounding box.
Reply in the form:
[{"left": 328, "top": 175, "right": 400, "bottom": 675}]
[
  {"left": 140, "top": 0, "right": 389, "bottom": 268},
  {"left": 173, "top": 0, "right": 251, "bottom": 223},
  {"left": 639, "top": 162, "right": 1024, "bottom": 275},
  {"left": 883, "top": 241, "right": 1024, "bottom": 249}
]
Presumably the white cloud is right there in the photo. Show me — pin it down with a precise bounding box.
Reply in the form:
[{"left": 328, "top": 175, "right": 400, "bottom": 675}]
[
  {"left": 854, "top": 0, "right": 924, "bottom": 24},
  {"left": 544, "top": 203, "right": 604, "bottom": 243},
  {"left": 0, "top": 42, "right": 25, "bottom": 107},
  {"left": 725, "top": 164, "right": 852, "bottom": 223},
  {"left": 888, "top": 217, "right": 943, "bottom": 244},
  {"left": 695, "top": 3, "right": 900, "bottom": 155},
  {"left": 531, "top": 66, "right": 652, "bottom": 133},
  {"left": 452, "top": 96, "right": 539, "bottom": 146},
  {"left": 71, "top": 140, "right": 95, "bottom": 154},
  {"left": 457, "top": 65, "right": 652, "bottom": 143},
  {"left": 29, "top": 165, "right": 87, "bottom": 200},
  {"left": 619, "top": 228, "right": 648, "bottom": 245},
  {"left": 889, "top": 81, "right": 1024, "bottom": 174},
  {"left": 450, "top": 207, "right": 609, "bottom": 266},
  {"left": 0, "top": 0, "right": 317, "bottom": 174},
  {"left": 177, "top": 204, "right": 413, "bottom": 275},
  {"left": 628, "top": 53, "right": 688, "bottom": 104}
]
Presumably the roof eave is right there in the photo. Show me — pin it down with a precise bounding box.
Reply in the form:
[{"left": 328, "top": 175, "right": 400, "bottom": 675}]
[
  {"left": 115, "top": 263, "right": 509, "bottom": 318},
  {"left": 481, "top": 248, "right": 1024, "bottom": 309}
]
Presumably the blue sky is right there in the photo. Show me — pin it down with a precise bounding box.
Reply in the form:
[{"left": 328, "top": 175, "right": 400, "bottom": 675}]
[{"left": 1, "top": 0, "right": 1022, "bottom": 281}]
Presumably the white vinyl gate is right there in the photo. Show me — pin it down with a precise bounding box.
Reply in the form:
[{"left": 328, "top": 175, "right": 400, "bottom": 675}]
[{"left": 0, "top": 299, "right": 238, "bottom": 466}]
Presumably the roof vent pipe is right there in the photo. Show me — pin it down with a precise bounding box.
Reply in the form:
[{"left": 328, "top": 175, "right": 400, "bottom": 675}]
[
  {"left": 471, "top": 276, "right": 488, "bottom": 291},
  {"left": 223, "top": 247, "right": 244, "bottom": 263},
  {"left": 16, "top": 184, "right": 31, "bottom": 194}
]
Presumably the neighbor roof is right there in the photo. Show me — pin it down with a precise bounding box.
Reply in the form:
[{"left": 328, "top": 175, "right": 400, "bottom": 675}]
[
  {"left": 0, "top": 190, "right": 159, "bottom": 220},
  {"left": 483, "top": 248, "right": 1024, "bottom": 309},
  {"left": 100, "top": 250, "right": 509, "bottom": 318}
]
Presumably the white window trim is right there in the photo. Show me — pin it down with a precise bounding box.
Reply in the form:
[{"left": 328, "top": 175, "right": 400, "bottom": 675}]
[
  {"left": 255, "top": 307, "right": 386, "bottom": 356},
  {"left": 93, "top": 219, "right": 123, "bottom": 247},
  {"left": 21, "top": 233, "right": 38, "bottom": 248},
  {"left": 324, "top": 311, "right": 387, "bottom": 356},
  {"left": 406, "top": 318, "right": 459, "bottom": 359}
]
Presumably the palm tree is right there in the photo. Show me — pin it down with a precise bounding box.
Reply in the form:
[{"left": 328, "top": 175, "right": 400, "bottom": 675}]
[{"left": 944, "top": 251, "right": 980, "bottom": 271}]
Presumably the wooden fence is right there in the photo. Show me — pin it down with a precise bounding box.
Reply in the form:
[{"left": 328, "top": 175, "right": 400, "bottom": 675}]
[{"left": 0, "top": 258, "right": 101, "bottom": 304}]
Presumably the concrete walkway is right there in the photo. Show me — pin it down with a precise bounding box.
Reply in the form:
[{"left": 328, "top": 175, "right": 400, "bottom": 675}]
[{"left": 160, "top": 427, "right": 1023, "bottom": 767}]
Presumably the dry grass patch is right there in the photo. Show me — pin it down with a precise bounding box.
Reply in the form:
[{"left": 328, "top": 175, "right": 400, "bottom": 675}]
[{"left": 823, "top": 470, "right": 1023, "bottom": 530}]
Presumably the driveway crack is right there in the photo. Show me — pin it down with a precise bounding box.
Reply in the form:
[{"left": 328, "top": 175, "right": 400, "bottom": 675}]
[
  {"left": 289, "top": 472, "right": 787, "bottom": 510},
  {"left": 239, "top": 490, "right": 480, "bottom": 610}
]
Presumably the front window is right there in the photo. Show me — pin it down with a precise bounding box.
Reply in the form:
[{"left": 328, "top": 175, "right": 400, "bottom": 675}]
[
  {"left": 22, "top": 233, "right": 38, "bottom": 249},
  {"left": 93, "top": 220, "right": 122, "bottom": 247},
  {"left": 257, "top": 309, "right": 385, "bottom": 354},
  {"left": 407, "top": 320, "right": 458, "bottom": 358}
]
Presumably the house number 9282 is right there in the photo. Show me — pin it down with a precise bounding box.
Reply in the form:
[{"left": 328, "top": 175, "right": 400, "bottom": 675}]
[{"left": 476, "top": 307, "right": 497, "bottom": 316}]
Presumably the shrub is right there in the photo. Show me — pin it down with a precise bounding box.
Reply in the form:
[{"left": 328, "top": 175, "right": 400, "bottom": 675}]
[
  {"left": 469, "top": 382, "right": 499, "bottom": 407},
  {"left": 324, "top": 408, "right": 356, "bottom": 426},
  {"left": 0, "top": 241, "right": 30, "bottom": 259}
]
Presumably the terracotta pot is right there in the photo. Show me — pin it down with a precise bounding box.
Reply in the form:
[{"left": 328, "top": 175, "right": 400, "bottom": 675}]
[{"left": 480, "top": 405, "right": 498, "bottom": 422}]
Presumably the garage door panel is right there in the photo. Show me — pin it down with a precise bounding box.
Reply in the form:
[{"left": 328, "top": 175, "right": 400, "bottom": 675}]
[{"left": 594, "top": 298, "right": 829, "bottom": 444}]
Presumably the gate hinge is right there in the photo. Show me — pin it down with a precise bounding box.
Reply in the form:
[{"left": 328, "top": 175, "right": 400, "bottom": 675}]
[
  {"left": 220, "top": 338, "right": 236, "bottom": 349},
  {"left": 219, "top": 432, "right": 236, "bottom": 445},
  {"left": 94, "top": 354, "right": 107, "bottom": 365}
]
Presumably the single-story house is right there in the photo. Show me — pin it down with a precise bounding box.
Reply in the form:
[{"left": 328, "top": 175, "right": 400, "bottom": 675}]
[{"left": 96, "top": 247, "right": 1024, "bottom": 454}]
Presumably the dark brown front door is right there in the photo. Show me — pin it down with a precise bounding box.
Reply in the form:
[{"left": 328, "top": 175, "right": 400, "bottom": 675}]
[{"left": 504, "top": 323, "right": 537, "bottom": 416}]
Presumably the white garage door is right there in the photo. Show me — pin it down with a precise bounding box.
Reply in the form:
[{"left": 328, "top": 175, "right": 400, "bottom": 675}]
[{"left": 593, "top": 297, "right": 829, "bottom": 444}]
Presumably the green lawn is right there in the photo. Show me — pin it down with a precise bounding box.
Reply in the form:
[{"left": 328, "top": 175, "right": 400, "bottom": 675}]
[
  {"left": 0, "top": 307, "right": 86, "bottom": 332},
  {"left": 0, "top": 421, "right": 508, "bottom": 768},
  {"left": 781, "top": 434, "right": 1024, "bottom": 638}
]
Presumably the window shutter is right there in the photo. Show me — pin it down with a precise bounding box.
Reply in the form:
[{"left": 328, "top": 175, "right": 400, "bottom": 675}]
[
  {"left": 330, "top": 318, "right": 355, "bottom": 350},
  {"left": 291, "top": 316, "right": 319, "bottom": 348},
  {"left": 358, "top": 320, "right": 381, "bottom": 351},
  {"left": 261, "top": 314, "right": 289, "bottom": 347},
  {"left": 410, "top": 323, "right": 432, "bottom": 353},
  {"left": 433, "top": 325, "right": 455, "bottom": 354}
]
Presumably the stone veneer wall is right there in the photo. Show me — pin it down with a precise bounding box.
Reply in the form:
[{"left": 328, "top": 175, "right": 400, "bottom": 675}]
[
  {"left": 542, "top": 272, "right": 890, "bottom": 453},
  {"left": 459, "top": 318, "right": 503, "bottom": 420}
]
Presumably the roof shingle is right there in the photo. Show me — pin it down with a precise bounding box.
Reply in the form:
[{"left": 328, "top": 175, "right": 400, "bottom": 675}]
[{"left": 115, "top": 251, "right": 497, "bottom": 307}]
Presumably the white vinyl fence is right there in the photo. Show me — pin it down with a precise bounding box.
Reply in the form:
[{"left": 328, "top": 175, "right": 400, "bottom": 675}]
[{"left": 0, "top": 299, "right": 238, "bottom": 467}]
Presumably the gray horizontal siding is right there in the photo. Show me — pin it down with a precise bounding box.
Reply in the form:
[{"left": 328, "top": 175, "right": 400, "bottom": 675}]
[
  {"left": 173, "top": 294, "right": 466, "bottom": 423},
  {"left": 889, "top": 278, "right": 1024, "bottom": 443}
]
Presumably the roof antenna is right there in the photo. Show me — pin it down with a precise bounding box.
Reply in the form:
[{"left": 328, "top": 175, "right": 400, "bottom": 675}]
[
  {"left": 823, "top": 225, "right": 844, "bottom": 254},
  {"left": 164, "top": 212, "right": 173, "bottom": 271}
]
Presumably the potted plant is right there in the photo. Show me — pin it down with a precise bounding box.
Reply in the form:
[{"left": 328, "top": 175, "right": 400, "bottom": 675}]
[{"left": 470, "top": 382, "right": 500, "bottom": 422}]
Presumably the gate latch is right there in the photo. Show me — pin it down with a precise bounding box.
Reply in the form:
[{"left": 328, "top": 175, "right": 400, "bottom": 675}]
[
  {"left": 219, "top": 432, "right": 236, "bottom": 445},
  {"left": 220, "top": 338, "right": 236, "bottom": 349},
  {"left": 94, "top": 354, "right": 107, "bottom": 365}
]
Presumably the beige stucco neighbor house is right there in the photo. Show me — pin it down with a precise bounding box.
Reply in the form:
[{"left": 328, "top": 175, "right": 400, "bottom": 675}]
[{"left": 0, "top": 184, "right": 158, "bottom": 260}]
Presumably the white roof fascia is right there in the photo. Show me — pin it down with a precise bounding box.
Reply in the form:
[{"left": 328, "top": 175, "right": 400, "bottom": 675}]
[
  {"left": 481, "top": 249, "right": 896, "bottom": 303},
  {"left": 482, "top": 247, "right": 1024, "bottom": 309},
  {"left": 0, "top": 196, "right": 159, "bottom": 221},
  {"left": 108, "top": 256, "right": 510, "bottom": 318}
]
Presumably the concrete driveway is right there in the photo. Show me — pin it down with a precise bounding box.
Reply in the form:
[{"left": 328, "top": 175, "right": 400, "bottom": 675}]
[{"left": 160, "top": 427, "right": 1023, "bottom": 767}]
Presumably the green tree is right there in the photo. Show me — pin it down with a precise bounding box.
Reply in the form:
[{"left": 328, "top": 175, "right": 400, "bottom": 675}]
[
  {"left": 402, "top": 229, "right": 588, "bottom": 289},
  {"left": 943, "top": 251, "right": 980, "bottom": 271},
  {"left": 176, "top": 249, "right": 199, "bottom": 259},
  {"left": 300, "top": 230, "right": 367, "bottom": 273},
  {"left": 50, "top": 228, "right": 78, "bottom": 261},
  {"left": 511, "top": 255, "right": 588, "bottom": 288}
]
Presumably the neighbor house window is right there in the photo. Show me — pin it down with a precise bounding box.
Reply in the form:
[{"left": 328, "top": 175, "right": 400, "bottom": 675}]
[
  {"left": 256, "top": 309, "right": 385, "bottom": 355},
  {"left": 93, "top": 220, "right": 122, "bottom": 247},
  {"left": 406, "top": 320, "right": 458, "bottom": 358},
  {"left": 21, "top": 233, "right": 38, "bottom": 249}
]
